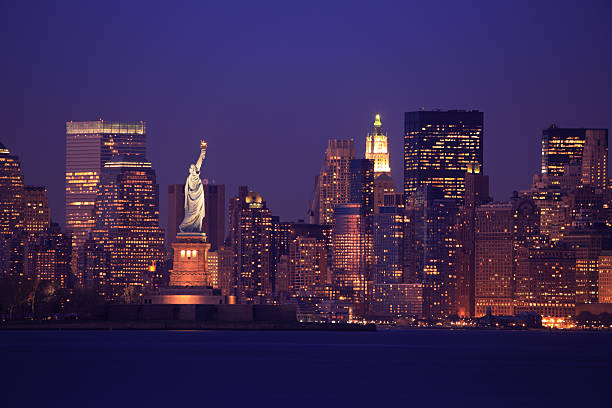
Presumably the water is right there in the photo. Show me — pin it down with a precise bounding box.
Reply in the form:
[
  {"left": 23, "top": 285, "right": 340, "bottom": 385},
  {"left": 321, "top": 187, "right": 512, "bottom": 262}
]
[{"left": 1, "top": 329, "right": 610, "bottom": 407}]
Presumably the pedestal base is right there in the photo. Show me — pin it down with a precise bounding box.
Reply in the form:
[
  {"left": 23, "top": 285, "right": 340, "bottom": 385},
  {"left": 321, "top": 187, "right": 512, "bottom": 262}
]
[{"left": 169, "top": 234, "right": 211, "bottom": 287}]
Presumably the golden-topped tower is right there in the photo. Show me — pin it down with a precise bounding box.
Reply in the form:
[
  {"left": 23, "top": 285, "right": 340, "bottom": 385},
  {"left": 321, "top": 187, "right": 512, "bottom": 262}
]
[{"left": 365, "top": 114, "right": 391, "bottom": 176}]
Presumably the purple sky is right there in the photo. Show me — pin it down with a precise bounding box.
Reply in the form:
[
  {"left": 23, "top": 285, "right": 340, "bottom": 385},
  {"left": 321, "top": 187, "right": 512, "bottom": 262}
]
[{"left": 2, "top": 1, "right": 611, "bottom": 231}]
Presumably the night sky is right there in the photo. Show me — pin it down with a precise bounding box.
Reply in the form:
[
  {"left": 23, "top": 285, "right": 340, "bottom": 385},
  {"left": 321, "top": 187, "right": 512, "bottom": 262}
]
[{"left": 2, "top": 1, "right": 611, "bottom": 230}]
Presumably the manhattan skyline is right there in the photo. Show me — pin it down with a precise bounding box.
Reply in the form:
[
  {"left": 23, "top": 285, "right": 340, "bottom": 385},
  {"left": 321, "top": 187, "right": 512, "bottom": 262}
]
[{"left": 2, "top": 1, "right": 612, "bottom": 230}]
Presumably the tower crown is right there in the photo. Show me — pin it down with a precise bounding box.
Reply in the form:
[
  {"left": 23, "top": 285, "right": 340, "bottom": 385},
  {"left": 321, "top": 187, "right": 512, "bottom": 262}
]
[{"left": 374, "top": 114, "right": 382, "bottom": 127}]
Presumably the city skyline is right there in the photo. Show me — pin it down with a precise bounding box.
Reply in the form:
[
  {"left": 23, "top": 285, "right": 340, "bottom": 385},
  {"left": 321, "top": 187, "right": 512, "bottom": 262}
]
[{"left": 2, "top": 2, "right": 612, "bottom": 228}]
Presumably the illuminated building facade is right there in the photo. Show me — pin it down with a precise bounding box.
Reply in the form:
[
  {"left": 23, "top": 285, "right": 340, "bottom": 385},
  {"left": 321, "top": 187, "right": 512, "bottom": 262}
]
[
  {"left": 318, "top": 139, "right": 355, "bottom": 225},
  {"left": 332, "top": 203, "right": 367, "bottom": 303},
  {"left": 23, "top": 186, "right": 50, "bottom": 235},
  {"left": 562, "top": 228, "right": 610, "bottom": 304},
  {"left": 372, "top": 206, "right": 404, "bottom": 284},
  {"left": 404, "top": 110, "right": 483, "bottom": 202},
  {"left": 474, "top": 197, "right": 540, "bottom": 316},
  {"left": 365, "top": 114, "right": 391, "bottom": 176},
  {"left": 0, "top": 142, "right": 24, "bottom": 238},
  {"left": 455, "top": 166, "right": 490, "bottom": 317},
  {"left": 207, "top": 246, "right": 234, "bottom": 296},
  {"left": 371, "top": 283, "right": 423, "bottom": 318},
  {"left": 0, "top": 142, "right": 25, "bottom": 276},
  {"left": 25, "top": 223, "right": 71, "bottom": 287},
  {"left": 66, "top": 120, "right": 146, "bottom": 251},
  {"left": 229, "top": 188, "right": 274, "bottom": 304},
  {"left": 515, "top": 244, "right": 576, "bottom": 318},
  {"left": 422, "top": 190, "right": 458, "bottom": 319},
  {"left": 474, "top": 203, "right": 515, "bottom": 316},
  {"left": 373, "top": 173, "right": 395, "bottom": 214},
  {"left": 598, "top": 251, "right": 612, "bottom": 303},
  {"left": 288, "top": 236, "right": 327, "bottom": 294},
  {"left": 541, "top": 126, "right": 608, "bottom": 190},
  {"left": 92, "top": 156, "right": 165, "bottom": 299}
]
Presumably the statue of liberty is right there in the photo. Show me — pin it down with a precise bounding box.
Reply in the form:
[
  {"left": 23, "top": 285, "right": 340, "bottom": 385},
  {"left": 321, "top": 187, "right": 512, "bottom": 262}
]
[{"left": 179, "top": 140, "right": 207, "bottom": 233}]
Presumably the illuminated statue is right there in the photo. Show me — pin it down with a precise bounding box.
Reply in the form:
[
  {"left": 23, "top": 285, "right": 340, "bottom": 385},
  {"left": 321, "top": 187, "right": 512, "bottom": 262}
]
[{"left": 179, "top": 140, "right": 207, "bottom": 233}]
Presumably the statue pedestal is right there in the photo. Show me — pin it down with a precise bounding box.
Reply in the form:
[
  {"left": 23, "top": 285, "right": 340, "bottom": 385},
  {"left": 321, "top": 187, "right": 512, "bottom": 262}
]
[{"left": 169, "top": 233, "right": 212, "bottom": 287}]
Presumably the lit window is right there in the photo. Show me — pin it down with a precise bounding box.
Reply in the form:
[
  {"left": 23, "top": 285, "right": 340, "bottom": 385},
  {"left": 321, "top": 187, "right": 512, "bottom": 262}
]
[{"left": 181, "top": 250, "right": 185, "bottom": 257}]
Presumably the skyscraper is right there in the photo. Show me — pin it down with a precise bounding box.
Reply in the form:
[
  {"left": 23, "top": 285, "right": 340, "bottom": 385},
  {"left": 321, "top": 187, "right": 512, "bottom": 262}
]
[
  {"left": 404, "top": 110, "right": 483, "bottom": 202},
  {"left": 455, "top": 165, "right": 490, "bottom": 317},
  {"left": 92, "top": 155, "right": 165, "bottom": 299},
  {"left": 229, "top": 188, "right": 274, "bottom": 304},
  {"left": 541, "top": 126, "right": 608, "bottom": 191},
  {"left": 318, "top": 139, "right": 355, "bottom": 225},
  {"left": 332, "top": 203, "right": 367, "bottom": 304},
  {"left": 365, "top": 114, "right": 390, "bottom": 176},
  {"left": 0, "top": 142, "right": 24, "bottom": 238},
  {"left": 0, "top": 142, "right": 25, "bottom": 277},
  {"left": 167, "top": 184, "right": 185, "bottom": 248},
  {"left": 349, "top": 159, "right": 375, "bottom": 218},
  {"left": 66, "top": 120, "right": 146, "bottom": 251},
  {"left": 23, "top": 186, "right": 50, "bottom": 235},
  {"left": 372, "top": 206, "right": 404, "bottom": 284},
  {"left": 203, "top": 184, "right": 225, "bottom": 251}
]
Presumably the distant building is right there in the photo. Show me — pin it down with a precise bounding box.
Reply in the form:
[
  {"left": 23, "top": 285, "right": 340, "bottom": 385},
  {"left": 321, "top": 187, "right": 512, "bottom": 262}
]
[
  {"left": 372, "top": 206, "right": 404, "bottom": 284},
  {"left": 0, "top": 142, "right": 24, "bottom": 238},
  {"left": 598, "top": 251, "right": 612, "bottom": 303},
  {"left": 455, "top": 165, "right": 490, "bottom": 317},
  {"left": 167, "top": 184, "right": 184, "bottom": 248},
  {"left": 541, "top": 126, "right": 608, "bottom": 190},
  {"left": 24, "top": 223, "right": 72, "bottom": 287},
  {"left": 92, "top": 155, "right": 165, "bottom": 300},
  {"left": 318, "top": 139, "right": 355, "bottom": 225},
  {"left": 365, "top": 114, "right": 391, "bottom": 176},
  {"left": 66, "top": 120, "right": 146, "bottom": 251},
  {"left": 0, "top": 142, "right": 25, "bottom": 276},
  {"left": 404, "top": 110, "right": 483, "bottom": 202},
  {"left": 203, "top": 184, "right": 225, "bottom": 251},
  {"left": 515, "top": 244, "right": 576, "bottom": 319},
  {"left": 371, "top": 283, "right": 423, "bottom": 318},
  {"left": 474, "top": 197, "right": 540, "bottom": 316},
  {"left": 23, "top": 186, "right": 50, "bottom": 235},
  {"left": 228, "top": 188, "right": 274, "bottom": 304},
  {"left": 332, "top": 203, "right": 367, "bottom": 303}
]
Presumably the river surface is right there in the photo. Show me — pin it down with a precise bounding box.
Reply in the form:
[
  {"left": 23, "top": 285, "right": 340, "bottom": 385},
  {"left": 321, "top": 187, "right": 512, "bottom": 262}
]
[{"left": 1, "top": 329, "right": 610, "bottom": 407}]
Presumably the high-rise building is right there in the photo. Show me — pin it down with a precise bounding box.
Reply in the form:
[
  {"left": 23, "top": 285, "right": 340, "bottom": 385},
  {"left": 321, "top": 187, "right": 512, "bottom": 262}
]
[
  {"left": 562, "top": 228, "right": 611, "bottom": 304},
  {"left": 349, "top": 159, "right": 375, "bottom": 218},
  {"left": 24, "top": 223, "right": 72, "bottom": 287},
  {"left": 371, "top": 283, "right": 423, "bottom": 318},
  {"left": 229, "top": 188, "right": 274, "bottom": 304},
  {"left": 514, "top": 244, "right": 576, "bottom": 319},
  {"left": 404, "top": 110, "right": 483, "bottom": 202},
  {"left": 0, "top": 142, "right": 24, "bottom": 238},
  {"left": 318, "top": 139, "right": 355, "bottom": 225},
  {"left": 167, "top": 184, "right": 185, "bottom": 248},
  {"left": 23, "top": 186, "right": 50, "bottom": 235},
  {"left": 541, "top": 126, "right": 608, "bottom": 190},
  {"left": 373, "top": 174, "right": 395, "bottom": 214},
  {"left": 455, "top": 165, "right": 490, "bottom": 317},
  {"left": 598, "top": 251, "right": 612, "bottom": 303},
  {"left": 474, "top": 197, "right": 540, "bottom": 316},
  {"left": 422, "top": 190, "right": 458, "bottom": 319},
  {"left": 66, "top": 120, "right": 146, "bottom": 251},
  {"left": 372, "top": 206, "right": 404, "bottom": 284},
  {"left": 365, "top": 114, "right": 391, "bottom": 176},
  {"left": 92, "top": 155, "right": 165, "bottom": 299},
  {"left": 332, "top": 203, "right": 367, "bottom": 304},
  {"left": 288, "top": 235, "right": 327, "bottom": 294},
  {"left": 0, "top": 142, "right": 25, "bottom": 277},
  {"left": 203, "top": 184, "right": 225, "bottom": 251}
]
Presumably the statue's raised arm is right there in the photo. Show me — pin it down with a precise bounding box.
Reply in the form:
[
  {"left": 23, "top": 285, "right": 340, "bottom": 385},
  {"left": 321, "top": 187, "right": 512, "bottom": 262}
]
[{"left": 178, "top": 140, "right": 207, "bottom": 234}]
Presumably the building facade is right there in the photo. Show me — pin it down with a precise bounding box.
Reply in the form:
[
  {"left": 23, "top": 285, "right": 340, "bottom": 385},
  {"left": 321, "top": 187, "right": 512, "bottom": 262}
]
[{"left": 404, "top": 110, "right": 483, "bottom": 202}]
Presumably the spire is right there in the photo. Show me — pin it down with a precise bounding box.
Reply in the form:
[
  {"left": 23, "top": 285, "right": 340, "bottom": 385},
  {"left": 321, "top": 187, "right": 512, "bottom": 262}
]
[{"left": 374, "top": 114, "right": 382, "bottom": 127}]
